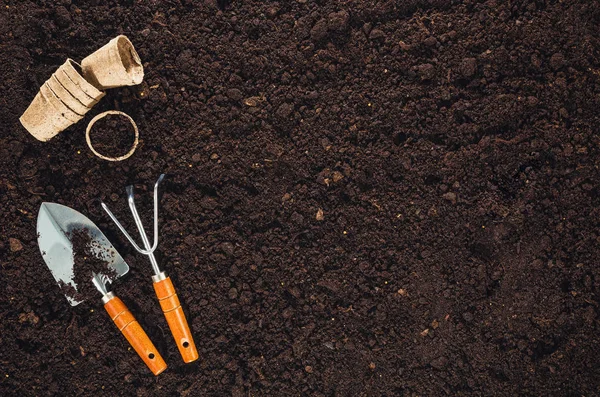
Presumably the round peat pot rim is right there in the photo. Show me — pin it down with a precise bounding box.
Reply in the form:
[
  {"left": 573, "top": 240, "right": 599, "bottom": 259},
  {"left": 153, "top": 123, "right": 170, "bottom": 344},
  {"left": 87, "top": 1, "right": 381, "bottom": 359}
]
[{"left": 85, "top": 110, "right": 139, "bottom": 162}]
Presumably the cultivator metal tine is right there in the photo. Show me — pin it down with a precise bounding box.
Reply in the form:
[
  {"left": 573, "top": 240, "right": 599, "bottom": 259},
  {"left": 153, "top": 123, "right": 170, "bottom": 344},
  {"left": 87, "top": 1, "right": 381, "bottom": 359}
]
[
  {"left": 101, "top": 174, "right": 166, "bottom": 276},
  {"left": 91, "top": 272, "right": 111, "bottom": 296}
]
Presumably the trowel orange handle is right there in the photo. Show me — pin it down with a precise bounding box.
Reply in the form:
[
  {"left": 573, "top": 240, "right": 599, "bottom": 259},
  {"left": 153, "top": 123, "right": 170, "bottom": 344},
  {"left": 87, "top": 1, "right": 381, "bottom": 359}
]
[
  {"left": 153, "top": 277, "right": 198, "bottom": 363},
  {"left": 104, "top": 296, "right": 167, "bottom": 375}
]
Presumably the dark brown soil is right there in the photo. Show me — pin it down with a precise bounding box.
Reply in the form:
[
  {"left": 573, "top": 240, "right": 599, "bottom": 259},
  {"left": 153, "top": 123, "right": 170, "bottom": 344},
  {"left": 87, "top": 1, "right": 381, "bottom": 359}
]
[
  {"left": 87, "top": 113, "right": 137, "bottom": 159},
  {"left": 2, "top": 1, "right": 600, "bottom": 396},
  {"left": 68, "top": 227, "right": 119, "bottom": 303}
]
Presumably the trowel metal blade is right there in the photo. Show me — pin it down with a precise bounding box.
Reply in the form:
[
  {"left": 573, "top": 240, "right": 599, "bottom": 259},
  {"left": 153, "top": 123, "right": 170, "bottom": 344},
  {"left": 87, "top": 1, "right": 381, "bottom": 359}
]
[{"left": 37, "top": 202, "right": 128, "bottom": 306}]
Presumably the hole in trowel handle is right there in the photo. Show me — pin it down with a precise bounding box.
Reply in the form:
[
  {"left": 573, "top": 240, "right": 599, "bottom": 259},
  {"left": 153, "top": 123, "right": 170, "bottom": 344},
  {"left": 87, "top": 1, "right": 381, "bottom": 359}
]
[
  {"left": 182, "top": 341, "right": 190, "bottom": 348},
  {"left": 148, "top": 353, "right": 155, "bottom": 359}
]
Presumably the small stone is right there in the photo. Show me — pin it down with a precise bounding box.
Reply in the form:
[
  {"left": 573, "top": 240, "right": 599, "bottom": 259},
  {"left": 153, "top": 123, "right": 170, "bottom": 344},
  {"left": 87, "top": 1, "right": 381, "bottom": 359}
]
[
  {"left": 431, "top": 319, "right": 439, "bottom": 329},
  {"left": 310, "top": 19, "right": 328, "bottom": 41},
  {"left": 423, "top": 36, "right": 437, "bottom": 47},
  {"left": 369, "top": 362, "right": 376, "bottom": 370},
  {"left": 266, "top": 143, "right": 284, "bottom": 157},
  {"left": 54, "top": 6, "right": 71, "bottom": 28},
  {"left": 332, "top": 171, "right": 344, "bottom": 183},
  {"left": 362, "top": 23, "right": 372, "bottom": 36},
  {"left": 214, "top": 335, "right": 228, "bottom": 343},
  {"left": 266, "top": 6, "right": 279, "bottom": 18},
  {"left": 398, "top": 40, "right": 411, "bottom": 51},
  {"left": 226, "top": 88, "right": 243, "bottom": 101},
  {"left": 192, "top": 153, "right": 202, "bottom": 163},
  {"left": 220, "top": 242, "right": 235, "bottom": 257},
  {"left": 369, "top": 29, "right": 386, "bottom": 40},
  {"left": 550, "top": 52, "right": 565, "bottom": 70},
  {"left": 306, "top": 91, "right": 319, "bottom": 100},
  {"left": 276, "top": 103, "right": 294, "bottom": 118},
  {"left": 243, "top": 96, "right": 262, "bottom": 107},
  {"left": 316, "top": 208, "right": 324, "bottom": 221},
  {"left": 397, "top": 288, "right": 407, "bottom": 296},
  {"left": 459, "top": 58, "right": 477, "bottom": 78},
  {"left": 9, "top": 238, "right": 23, "bottom": 252},
  {"left": 305, "top": 365, "right": 313, "bottom": 373},
  {"left": 430, "top": 356, "right": 448, "bottom": 369},
  {"left": 327, "top": 10, "right": 349, "bottom": 31},
  {"left": 318, "top": 278, "right": 341, "bottom": 293},
  {"left": 210, "top": 153, "right": 219, "bottom": 160},
  {"left": 282, "top": 193, "right": 292, "bottom": 202},
  {"left": 420, "top": 329, "right": 430, "bottom": 337},
  {"left": 228, "top": 288, "right": 238, "bottom": 299},
  {"left": 417, "top": 63, "right": 435, "bottom": 80},
  {"left": 442, "top": 192, "right": 457, "bottom": 204}
]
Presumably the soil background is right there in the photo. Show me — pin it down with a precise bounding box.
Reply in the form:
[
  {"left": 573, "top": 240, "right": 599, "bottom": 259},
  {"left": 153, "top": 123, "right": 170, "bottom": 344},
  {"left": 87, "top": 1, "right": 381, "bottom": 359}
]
[{"left": 2, "top": 0, "right": 600, "bottom": 396}]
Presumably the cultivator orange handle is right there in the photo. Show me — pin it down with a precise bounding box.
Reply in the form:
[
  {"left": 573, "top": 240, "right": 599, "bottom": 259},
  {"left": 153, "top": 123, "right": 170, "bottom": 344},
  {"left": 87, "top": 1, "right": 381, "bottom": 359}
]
[
  {"left": 104, "top": 296, "right": 167, "bottom": 375},
  {"left": 154, "top": 277, "right": 198, "bottom": 363}
]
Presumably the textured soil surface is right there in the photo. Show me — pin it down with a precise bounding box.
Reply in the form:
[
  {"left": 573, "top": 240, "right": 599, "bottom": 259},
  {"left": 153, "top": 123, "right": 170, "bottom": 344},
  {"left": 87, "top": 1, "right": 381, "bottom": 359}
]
[{"left": 2, "top": 1, "right": 600, "bottom": 396}]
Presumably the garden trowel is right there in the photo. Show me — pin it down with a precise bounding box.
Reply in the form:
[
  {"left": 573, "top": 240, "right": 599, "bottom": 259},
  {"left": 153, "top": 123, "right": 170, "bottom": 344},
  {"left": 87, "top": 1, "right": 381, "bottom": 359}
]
[{"left": 37, "top": 202, "right": 167, "bottom": 375}]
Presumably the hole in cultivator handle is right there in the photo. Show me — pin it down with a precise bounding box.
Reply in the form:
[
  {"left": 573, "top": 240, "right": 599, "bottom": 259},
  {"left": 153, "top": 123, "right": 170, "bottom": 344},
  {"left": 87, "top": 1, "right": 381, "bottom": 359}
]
[{"left": 148, "top": 353, "right": 155, "bottom": 359}]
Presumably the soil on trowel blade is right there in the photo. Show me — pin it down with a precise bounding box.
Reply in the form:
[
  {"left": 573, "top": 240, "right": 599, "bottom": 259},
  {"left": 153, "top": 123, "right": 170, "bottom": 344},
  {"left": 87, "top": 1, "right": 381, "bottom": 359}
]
[
  {"left": 64, "top": 228, "right": 118, "bottom": 303},
  {"left": 2, "top": 1, "right": 600, "bottom": 396}
]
